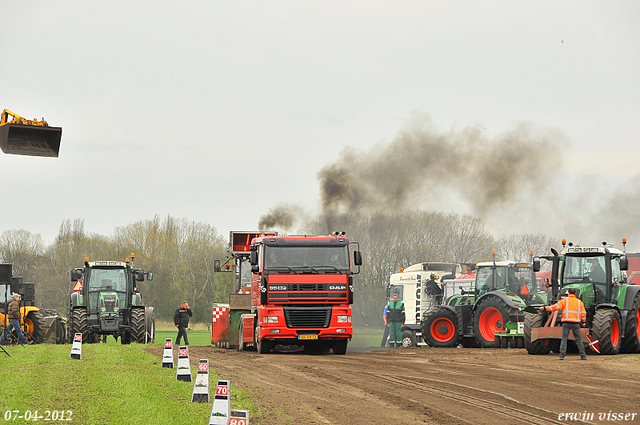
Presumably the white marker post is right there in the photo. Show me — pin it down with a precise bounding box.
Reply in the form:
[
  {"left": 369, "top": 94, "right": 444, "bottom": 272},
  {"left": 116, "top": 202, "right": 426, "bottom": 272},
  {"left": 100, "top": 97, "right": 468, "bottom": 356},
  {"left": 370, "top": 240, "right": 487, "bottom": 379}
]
[
  {"left": 230, "top": 409, "right": 250, "bottom": 425},
  {"left": 209, "top": 380, "right": 231, "bottom": 425},
  {"left": 176, "top": 346, "right": 192, "bottom": 382},
  {"left": 162, "top": 338, "right": 174, "bottom": 368},
  {"left": 191, "top": 359, "right": 210, "bottom": 403},
  {"left": 70, "top": 333, "right": 82, "bottom": 360}
]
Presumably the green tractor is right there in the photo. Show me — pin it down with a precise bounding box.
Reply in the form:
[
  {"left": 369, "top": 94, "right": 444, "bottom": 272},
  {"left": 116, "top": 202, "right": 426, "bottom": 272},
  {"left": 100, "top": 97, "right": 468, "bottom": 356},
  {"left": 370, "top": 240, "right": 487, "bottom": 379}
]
[
  {"left": 524, "top": 240, "right": 640, "bottom": 355},
  {"left": 68, "top": 254, "right": 155, "bottom": 344},
  {"left": 422, "top": 253, "right": 547, "bottom": 348}
]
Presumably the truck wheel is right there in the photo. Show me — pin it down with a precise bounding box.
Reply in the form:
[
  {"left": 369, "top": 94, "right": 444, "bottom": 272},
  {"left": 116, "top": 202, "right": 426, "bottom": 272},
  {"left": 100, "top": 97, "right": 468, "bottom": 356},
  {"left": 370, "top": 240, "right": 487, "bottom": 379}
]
[
  {"left": 523, "top": 312, "right": 551, "bottom": 354},
  {"left": 401, "top": 330, "right": 417, "bottom": 347},
  {"left": 422, "top": 309, "right": 460, "bottom": 347},
  {"left": 474, "top": 297, "right": 517, "bottom": 348},
  {"left": 238, "top": 323, "right": 245, "bottom": 351},
  {"left": 24, "top": 310, "right": 46, "bottom": 344},
  {"left": 622, "top": 293, "right": 640, "bottom": 353},
  {"left": 255, "top": 328, "right": 271, "bottom": 354},
  {"left": 333, "top": 340, "right": 348, "bottom": 354},
  {"left": 130, "top": 309, "right": 146, "bottom": 343},
  {"left": 69, "top": 308, "right": 89, "bottom": 344},
  {"left": 592, "top": 309, "right": 622, "bottom": 355}
]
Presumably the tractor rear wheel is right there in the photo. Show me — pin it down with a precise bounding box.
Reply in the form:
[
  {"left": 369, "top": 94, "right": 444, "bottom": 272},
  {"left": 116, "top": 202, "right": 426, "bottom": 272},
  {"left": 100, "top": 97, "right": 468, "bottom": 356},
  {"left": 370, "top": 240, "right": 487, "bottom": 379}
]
[
  {"left": 24, "top": 310, "right": 46, "bottom": 344},
  {"left": 474, "top": 297, "right": 518, "bottom": 348},
  {"left": 524, "top": 312, "right": 551, "bottom": 354},
  {"left": 69, "top": 308, "right": 89, "bottom": 343},
  {"left": 422, "top": 309, "right": 460, "bottom": 347},
  {"left": 622, "top": 293, "right": 640, "bottom": 353},
  {"left": 131, "top": 308, "right": 146, "bottom": 343},
  {"left": 592, "top": 309, "right": 622, "bottom": 355}
]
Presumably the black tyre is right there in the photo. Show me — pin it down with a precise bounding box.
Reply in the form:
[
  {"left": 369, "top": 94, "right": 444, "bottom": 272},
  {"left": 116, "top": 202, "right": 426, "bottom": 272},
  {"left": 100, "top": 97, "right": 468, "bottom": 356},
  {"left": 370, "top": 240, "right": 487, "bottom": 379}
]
[
  {"left": 422, "top": 309, "right": 460, "bottom": 347},
  {"left": 131, "top": 308, "right": 146, "bottom": 343},
  {"left": 473, "top": 297, "right": 518, "bottom": 348},
  {"left": 24, "top": 310, "right": 46, "bottom": 344},
  {"left": 401, "top": 330, "right": 417, "bottom": 347},
  {"left": 148, "top": 315, "right": 156, "bottom": 344},
  {"left": 524, "top": 312, "right": 551, "bottom": 354},
  {"left": 592, "top": 309, "right": 622, "bottom": 355},
  {"left": 69, "top": 308, "right": 90, "bottom": 344},
  {"left": 333, "top": 340, "right": 348, "bottom": 355},
  {"left": 255, "top": 327, "right": 271, "bottom": 354},
  {"left": 238, "top": 323, "right": 245, "bottom": 351},
  {"left": 622, "top": 293, "right": 640, "bottom": 353}
]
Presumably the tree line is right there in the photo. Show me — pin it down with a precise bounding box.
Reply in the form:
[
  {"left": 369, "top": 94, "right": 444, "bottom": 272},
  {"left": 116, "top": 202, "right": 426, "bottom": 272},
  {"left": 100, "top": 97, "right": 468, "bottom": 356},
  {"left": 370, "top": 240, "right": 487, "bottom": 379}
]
[{"left": 0, "top": 212, "right": 558, "bottom": 327}]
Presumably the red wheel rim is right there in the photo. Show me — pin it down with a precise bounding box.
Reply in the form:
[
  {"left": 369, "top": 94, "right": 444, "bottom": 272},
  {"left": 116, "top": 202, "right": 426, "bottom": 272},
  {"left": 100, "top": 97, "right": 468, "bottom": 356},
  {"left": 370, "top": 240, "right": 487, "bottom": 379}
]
[
  {"left": 479, "top": 307, "right": 502, "bottom": 342},
  {"left": 430, "top": 317, "right": 455, "bottom": 342},
  {"left": 611, "top": 316, "right": 620, "bottom": 347}
]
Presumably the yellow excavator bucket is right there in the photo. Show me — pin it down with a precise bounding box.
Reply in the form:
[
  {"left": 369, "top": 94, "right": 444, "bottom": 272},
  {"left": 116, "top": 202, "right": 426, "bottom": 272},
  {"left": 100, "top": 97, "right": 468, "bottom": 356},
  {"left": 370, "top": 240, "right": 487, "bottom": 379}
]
[{"left": 0, "top": 109, "right": 62, "bottom": 157}]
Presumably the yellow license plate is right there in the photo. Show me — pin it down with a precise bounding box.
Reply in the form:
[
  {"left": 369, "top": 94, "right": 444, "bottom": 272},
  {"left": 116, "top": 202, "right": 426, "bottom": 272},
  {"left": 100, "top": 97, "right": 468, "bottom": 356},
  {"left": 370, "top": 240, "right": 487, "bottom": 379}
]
[{"left": 299, "top": 335, "right": 318, "bottom": 340}]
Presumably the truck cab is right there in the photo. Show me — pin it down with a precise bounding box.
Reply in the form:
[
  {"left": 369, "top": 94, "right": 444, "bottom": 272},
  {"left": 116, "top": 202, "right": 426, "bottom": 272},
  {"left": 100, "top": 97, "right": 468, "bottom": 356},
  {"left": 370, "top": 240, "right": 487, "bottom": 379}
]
[{"left": 243, "top": 233, "right": 362, "bottom": 354}]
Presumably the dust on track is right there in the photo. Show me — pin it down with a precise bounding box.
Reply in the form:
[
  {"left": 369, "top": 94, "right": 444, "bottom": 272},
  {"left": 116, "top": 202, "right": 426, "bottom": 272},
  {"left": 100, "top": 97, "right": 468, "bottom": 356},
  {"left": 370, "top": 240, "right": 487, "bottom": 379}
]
[{"left": 150, "top": 345, "right": 640, "bottom": 425}]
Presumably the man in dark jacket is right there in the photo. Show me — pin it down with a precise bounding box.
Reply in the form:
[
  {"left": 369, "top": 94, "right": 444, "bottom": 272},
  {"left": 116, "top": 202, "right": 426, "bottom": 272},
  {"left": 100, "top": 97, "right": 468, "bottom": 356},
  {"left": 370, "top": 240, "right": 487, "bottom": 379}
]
[
  {"left": 386, "top": 294, "right": 405, "bottom": 347},
  {"left": 174, "top": 301, "right": 192, "bottom": 346},
  {"left": 1, "top": 293, "right": 31, "bottom": 345}
]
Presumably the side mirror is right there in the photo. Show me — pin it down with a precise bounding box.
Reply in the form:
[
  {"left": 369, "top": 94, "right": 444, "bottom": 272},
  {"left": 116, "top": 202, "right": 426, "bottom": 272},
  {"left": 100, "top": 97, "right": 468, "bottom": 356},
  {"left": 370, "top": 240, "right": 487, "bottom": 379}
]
[
  {"left": 250, "top": 251, "right": 258, "bottom": 266},
  {"left": 620, "top": 256, "right": 629, "bottom": 271},
  {"left": 353, "top": 251, "right": 362, "bottom": 266},
  {"left": 214, "top": 260, "right": 221, "bottom": 273},
  {"left": 71, "top": 269, "right": 82, "bottom": 282},
  {"left": 146, "top": 271, "right": 153, "bottom": 281},
  {"left": 533, "top": 259, "right": 540, "bottom": 272}
]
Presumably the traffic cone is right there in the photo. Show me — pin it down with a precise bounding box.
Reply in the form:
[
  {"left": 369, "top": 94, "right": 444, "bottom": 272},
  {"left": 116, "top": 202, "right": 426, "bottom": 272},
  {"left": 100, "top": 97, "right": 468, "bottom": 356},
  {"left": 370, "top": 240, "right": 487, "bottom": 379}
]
[
  {"left": 162, "top": 338, "right": 174, "bottom": 368},
  {"left": 176, "top": 346, "right": 192, "bottom": 382},
  {"left": 209, "top": 380, "right": 230, "bottom": 424},
  {"left": 70, "top": 333, "right": 82, "bottom": 360},
  {"left": 191, "top": 359, "right": 210, "bottom": 403}
]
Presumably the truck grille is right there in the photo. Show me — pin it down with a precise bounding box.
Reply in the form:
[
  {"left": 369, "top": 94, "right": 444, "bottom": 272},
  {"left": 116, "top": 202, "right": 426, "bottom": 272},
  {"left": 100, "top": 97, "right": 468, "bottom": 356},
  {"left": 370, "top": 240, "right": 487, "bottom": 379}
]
[{"left": 284, "top": 307, "right": 331, "bottom": 328}]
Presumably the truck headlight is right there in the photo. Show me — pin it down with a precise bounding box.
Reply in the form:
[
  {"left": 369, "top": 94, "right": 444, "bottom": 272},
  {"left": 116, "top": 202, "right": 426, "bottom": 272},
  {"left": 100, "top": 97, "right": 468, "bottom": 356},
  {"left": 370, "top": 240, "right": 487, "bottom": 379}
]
[
  {"left": 100, "top": 307, "right": 106, "bottom": 312},
  {"left": 337, "top": 316, "right": 351, "bottom": 323},
  {"left": 264, "top": 316, "right": 278, "bottom": 323}
]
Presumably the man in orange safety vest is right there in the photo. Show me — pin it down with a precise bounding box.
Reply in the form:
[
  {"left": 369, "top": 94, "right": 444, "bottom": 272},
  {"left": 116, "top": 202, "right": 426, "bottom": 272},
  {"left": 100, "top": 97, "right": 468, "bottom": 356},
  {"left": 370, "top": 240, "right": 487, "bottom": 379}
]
[{"left": 539, "top": 288, "right": 587, "bottom": 360}]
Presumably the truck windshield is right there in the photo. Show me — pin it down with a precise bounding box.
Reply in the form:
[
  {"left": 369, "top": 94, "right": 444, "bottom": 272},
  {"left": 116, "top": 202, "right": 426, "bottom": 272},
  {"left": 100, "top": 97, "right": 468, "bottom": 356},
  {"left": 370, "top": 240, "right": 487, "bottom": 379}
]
[
  {"left": 265, "top": 246, "right": 349, "bottom": 270},
  {"left": 88, "top": 268, "right": 127, "bottom": 292}
]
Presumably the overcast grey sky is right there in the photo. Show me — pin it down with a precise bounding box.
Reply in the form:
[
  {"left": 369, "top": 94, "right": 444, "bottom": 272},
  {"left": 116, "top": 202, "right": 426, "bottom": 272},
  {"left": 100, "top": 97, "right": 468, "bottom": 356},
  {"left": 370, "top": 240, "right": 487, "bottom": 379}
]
[{"left": 1, "top": 1, "right": 639, "bottom": 249}]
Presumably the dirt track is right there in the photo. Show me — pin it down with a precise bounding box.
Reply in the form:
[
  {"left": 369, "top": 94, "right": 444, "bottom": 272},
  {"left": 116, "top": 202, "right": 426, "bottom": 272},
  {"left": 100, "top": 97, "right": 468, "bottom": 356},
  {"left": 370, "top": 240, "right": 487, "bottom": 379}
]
[{"left": 159, "top": 345, "right": 640, "bottom": 425}]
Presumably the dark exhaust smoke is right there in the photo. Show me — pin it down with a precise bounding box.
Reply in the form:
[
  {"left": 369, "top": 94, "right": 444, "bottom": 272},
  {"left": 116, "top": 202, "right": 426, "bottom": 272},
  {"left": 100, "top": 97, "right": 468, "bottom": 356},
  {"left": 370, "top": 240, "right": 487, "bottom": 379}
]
[
  {"left": 258, "top": 204, "right": 303, "bottom": 231},
  {"left": 318, "top": 118, "right": 568, "bottom": 218}
]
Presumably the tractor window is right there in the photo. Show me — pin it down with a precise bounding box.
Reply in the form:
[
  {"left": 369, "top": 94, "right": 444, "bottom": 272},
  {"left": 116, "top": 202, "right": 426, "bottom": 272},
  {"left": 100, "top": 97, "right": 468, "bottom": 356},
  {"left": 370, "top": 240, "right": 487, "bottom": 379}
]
[
  {"left": 509, "top": 266, "right": 535, "bottom": 295},
  {"left": 88, "top": 268, "right": 127, "bottom": 292},
  {"left": 87, "top": 268, "right": 128, "bottom": 311},
  {"left": 611, "top": 258, "right": 622, "bottom": 300},
  {"left": 476, "top": 266, "right": 507, "bottom": 291}
]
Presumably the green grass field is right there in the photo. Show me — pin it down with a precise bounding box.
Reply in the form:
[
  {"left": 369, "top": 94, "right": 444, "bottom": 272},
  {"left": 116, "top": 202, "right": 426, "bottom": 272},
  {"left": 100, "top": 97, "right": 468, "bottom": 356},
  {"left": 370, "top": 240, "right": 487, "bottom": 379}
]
[
  {"left": 0, "top": 326, "right": 383, "bottom": 424},
  {"left": 0, "top": 343, "right": 256, "bottom": 425}
]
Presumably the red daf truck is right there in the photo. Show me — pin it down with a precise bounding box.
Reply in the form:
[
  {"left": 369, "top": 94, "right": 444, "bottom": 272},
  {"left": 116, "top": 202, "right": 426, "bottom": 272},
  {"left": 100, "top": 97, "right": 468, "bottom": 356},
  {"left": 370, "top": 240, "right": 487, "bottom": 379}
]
[{"left": 225, "top": 232, "right": 362, "bottom": 354}]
